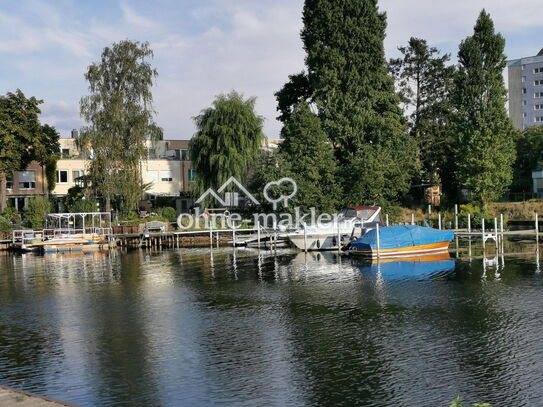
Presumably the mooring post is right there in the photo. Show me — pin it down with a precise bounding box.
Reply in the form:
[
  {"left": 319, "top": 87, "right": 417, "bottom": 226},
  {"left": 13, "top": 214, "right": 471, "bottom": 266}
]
[
  {"left": 428, "top": 204, "right": 432, "bottom": 216},
  {"left": 454, "top": 204, "right": 458, "bottom": 231},
  {"left": 411, "top": 213, "right": 415, "bottom": 225},
  {"left": 536, "top": 213, "right": 539, "bottom": 240},
  {"left": 376, "top": 222, "right": 381, "bottom": 259},
  {"left": 467, "top": 213, "right": 471, "bottom": 233},
  {"left": 209, "top": 220, "right": 213, "bottom": 246},
  {"left": 385, "top": 213, "right": 389, "bottom": 227},
  {"left": 500, "top": 213, "right": 504, "bottom": 243},
  {"left": 494, "top": 217, "right": 498, "bottom": 242},
  {"left": 257, "top": 220, "right": 261, "bottom": 248},
  {"left": 232, "top": 226, "right": 236, "bottom": 247},
  {"left": 438, "top": 212, "right": 442, "bottom": 230},
  {"left": 337, "top": 221, "right": 341, "bottom": 252},
  {"left": 482, "top": 218, "right": 486, "bottom": 249},
  {"left": 303, "top": 223, "right": 308, "bottom": 253}
]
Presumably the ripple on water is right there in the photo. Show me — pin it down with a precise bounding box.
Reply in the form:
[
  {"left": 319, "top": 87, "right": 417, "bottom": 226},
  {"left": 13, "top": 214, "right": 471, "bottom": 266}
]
[{"left": 2, "top": 247, "right": 543, "bottom": 406}]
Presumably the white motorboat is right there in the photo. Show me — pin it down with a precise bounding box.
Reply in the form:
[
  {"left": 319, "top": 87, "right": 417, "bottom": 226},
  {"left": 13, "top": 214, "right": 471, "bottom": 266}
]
[{"left": 288, "top": 206, "right": 382, "bottom": 251}]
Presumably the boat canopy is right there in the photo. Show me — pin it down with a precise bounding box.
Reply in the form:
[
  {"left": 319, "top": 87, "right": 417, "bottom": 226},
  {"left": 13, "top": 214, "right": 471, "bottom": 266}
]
[{"left": 351, "top": 225, "right": 453, "bottom": 251}]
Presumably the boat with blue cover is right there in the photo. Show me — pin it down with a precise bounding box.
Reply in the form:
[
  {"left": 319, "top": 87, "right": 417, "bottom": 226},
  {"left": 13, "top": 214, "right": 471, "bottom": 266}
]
[{"left": 349, "top": 225, "right": 454, "bottom": 258}]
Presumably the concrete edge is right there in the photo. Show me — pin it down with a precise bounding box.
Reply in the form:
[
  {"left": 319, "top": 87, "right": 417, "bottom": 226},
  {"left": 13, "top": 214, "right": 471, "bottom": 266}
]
[{"left": 0, "top": 384, "right": 81, "bottom": 407}]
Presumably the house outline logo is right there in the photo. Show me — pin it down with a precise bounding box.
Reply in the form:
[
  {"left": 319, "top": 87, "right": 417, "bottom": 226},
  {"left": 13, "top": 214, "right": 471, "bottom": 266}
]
[
  {"left": 195, "top": 176, "right": 260, "bottom": 206},
  {"left": 194, "top": 176, "right": 298, "bottom": 209}
]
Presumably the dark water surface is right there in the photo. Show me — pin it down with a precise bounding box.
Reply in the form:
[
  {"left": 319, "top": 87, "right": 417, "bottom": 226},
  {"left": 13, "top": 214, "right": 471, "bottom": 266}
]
[{"left": 1, "top": 245, "right": 543, "bottom": 406}]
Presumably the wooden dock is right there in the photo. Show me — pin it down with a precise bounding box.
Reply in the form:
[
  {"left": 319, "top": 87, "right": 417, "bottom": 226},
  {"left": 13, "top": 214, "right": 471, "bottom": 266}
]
[{"left": 0, "top": 385, "right": 79, "bottom": 407}]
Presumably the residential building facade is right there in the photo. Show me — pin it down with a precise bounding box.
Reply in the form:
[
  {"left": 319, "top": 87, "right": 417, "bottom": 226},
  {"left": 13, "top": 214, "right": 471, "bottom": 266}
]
[
  {"left": 6, "top": 135, "right": 195, "bottom": 211},
  {"left": 508, "top": 48, "right": 543, "bottom": 130}
]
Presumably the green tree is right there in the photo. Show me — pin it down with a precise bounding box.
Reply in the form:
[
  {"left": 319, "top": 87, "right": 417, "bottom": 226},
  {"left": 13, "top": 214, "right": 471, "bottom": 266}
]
[
  {"left": 24, "top": 196, "right": 52, "bottom": 229},
  {"left": 38, "top": 124, "right": 61, "bottom": 194},
  {"left": 449, "top": 10, "right": 517, "bottom": 204},
  {"left": 189, "top": 91, "right": 264, "bottom": 194},
  {"left": 511, "top": 126, "right": 543, "bottom": 192},
  {"left": 389, "top": 37, "right": 455, "bottom": 185},
  {"left": 275, "top": 72, "right": 311, "bottom": 123},
  {"left": 0, "top": 90, "right": 47, "bottom": 210},
  {"left": 300, "top": 0, "right": 418, "bottom": 204},
  {"left": 79, "top": 40, "right": 162, "bottom": 214},
  {"left": 277, "top": 103, "right": 340, "bottom": 213}
]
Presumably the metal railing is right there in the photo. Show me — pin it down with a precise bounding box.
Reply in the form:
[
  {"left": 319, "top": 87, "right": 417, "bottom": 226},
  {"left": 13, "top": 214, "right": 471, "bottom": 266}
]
[{"left": 12, "top": 227, "right": 113, "bottom": 244}]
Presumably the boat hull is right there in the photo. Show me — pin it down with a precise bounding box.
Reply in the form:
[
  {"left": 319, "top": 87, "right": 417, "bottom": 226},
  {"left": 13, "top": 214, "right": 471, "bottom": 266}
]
[
  {"left": 288, "top": 233, "right": 347, "bottom": 251},
  {"left": 350, "top": 241, "right": 450, "bottom": 258}
]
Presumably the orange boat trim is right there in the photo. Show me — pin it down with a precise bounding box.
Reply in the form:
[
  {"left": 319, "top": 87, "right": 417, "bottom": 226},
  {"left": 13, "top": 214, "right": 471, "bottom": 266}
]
[{"left": 352, "top": 241, "right": 450, "bottom": 256}]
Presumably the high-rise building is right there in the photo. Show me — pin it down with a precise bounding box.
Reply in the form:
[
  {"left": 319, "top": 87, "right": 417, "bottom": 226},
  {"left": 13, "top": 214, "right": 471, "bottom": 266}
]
[{"left": 508, "top": 48, "right": 543, "bottom": 130}]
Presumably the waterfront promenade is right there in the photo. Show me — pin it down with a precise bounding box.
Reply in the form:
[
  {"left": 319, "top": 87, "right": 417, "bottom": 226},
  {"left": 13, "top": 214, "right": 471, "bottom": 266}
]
[{"left": 0, "top": 385, "right": 77, "bottom": 407}]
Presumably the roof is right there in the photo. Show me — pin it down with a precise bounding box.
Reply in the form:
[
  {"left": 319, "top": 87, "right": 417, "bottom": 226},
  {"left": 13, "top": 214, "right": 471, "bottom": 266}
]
[{"left": 348, "top": 206, "right": 380, "bottom": 211}]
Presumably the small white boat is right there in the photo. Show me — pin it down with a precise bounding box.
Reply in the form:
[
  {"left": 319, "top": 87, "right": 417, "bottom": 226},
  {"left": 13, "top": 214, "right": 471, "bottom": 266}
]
[{"left": 288, "top": 206, "right": 382, "bottom": 251}]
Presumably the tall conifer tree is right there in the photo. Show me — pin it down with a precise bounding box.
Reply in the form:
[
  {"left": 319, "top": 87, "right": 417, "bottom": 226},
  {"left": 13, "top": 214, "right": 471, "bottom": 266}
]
[
  {"left": 389, "top": 38, "right": 455, "bottom": 186},
  {"left": 450, "top": 10, "right": 517, "bottom": 204},
  {"left": 300, "top": 0, "right": 417, "bottom": 204}
]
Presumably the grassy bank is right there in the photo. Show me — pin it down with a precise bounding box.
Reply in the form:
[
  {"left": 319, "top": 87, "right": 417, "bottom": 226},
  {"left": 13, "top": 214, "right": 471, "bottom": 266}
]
[{"left": 396, "top": 200, "right": 543, "bottom": 228}]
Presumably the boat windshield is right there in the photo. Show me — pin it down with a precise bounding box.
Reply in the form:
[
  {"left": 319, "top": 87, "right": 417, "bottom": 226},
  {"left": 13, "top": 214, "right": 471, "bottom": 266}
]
[
  {"left": 357, "top": 209, "right": 378, "bottom": 221},
  {"left": 341, "top": 208, "right": 358, "bottom": 218},
  {"left": 340, "top": 208, "right": 378, "bottom": 221}
]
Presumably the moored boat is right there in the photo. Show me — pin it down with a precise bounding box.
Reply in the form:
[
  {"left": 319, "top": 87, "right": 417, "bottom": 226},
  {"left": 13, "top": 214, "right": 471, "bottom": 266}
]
[
  {"left": 288, "top": 206, "right": 382, "bottom": 251},
  {"left": 349, "top": 225, "right": 453, "bottom": 258}
]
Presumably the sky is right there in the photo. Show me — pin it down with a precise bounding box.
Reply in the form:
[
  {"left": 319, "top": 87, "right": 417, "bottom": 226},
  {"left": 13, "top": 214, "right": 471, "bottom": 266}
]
[{"left": 1, "top": 0, "right": 542, "bottom": 140}]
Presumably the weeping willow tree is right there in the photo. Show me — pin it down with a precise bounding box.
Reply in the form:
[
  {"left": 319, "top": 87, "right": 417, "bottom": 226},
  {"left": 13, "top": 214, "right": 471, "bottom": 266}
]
[
  {"left": 79, "top": 40, "right": 162, "bottom": 213},
  {"left": 189, "top": 91, "right": 264, "bottom": 195}
]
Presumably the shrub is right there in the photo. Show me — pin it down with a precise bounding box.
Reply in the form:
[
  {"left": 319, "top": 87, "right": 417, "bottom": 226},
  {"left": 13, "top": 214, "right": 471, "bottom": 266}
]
[
  {"left": 0, "top": 216, "right": 11, "bottom": 234},
  {"left": 156, "top": 207, "right": 177, "bottom": 222},
  {"left": 24, "top": 197, "right": 53, "bottom": 229},
  {"left": 69, "top": 199, "right": 99, "bottom": 213},
  {"left": 1, "top": 206, "right": 21, "bottom": 224}
]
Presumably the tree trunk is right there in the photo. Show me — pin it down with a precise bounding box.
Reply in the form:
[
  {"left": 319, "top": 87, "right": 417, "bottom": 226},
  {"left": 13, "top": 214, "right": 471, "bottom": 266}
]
[{"left": 0, "top": 173, "right": 7, "bottom": 212}]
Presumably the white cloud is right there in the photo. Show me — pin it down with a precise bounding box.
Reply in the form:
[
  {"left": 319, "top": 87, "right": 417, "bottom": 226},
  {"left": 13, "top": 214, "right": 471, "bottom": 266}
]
[
  {"left": 120, "top": 2, "right": 157, "bottom": 29},
  {"left": 2, "top": 0, "right": 543, "bottom": 140}
]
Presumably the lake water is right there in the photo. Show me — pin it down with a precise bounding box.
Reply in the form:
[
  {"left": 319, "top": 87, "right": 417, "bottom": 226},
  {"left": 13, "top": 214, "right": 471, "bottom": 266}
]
[{"left": 1, "top": 242, "right": 543, "bottom": 406}]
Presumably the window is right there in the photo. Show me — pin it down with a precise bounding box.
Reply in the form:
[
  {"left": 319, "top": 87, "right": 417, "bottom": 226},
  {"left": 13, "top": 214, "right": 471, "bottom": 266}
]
[
  {"left": 535, "top": 116, "right": 543, "bottom": 123},
  {"left": 146, "top": 170, "right": 158, "bottom": 183},
  {"left": 522, "top": 76, "right": 526, "bottom": 83},
  {"left": 160, "top": 170, "right": 173, "bottom": 182},
  {"left": 535, "top": 105, "right": 543, "bottom": 110},
  {"left": 523, "top": 112, "right": 527, "bottom": 118},
  {"left": 180, "top": 149, "right": 190, "bottom": 161},
  {"left": 61, "top": 148, "right": 70, "bottom": 158},
  {"left": 535, "top": 80, "right": 543, "bottom": 86},
  {"left": 18, "top": 170, "right": 36, "bottom": 190},
  {"left": 72, "top": 170, "right": 83, "bottom": 186},
  {"left": 523, "top": 100, "right": 527, "bottom": 106},
  {"left": 523, "top": 87, "right": 527, "bottom": 94},
  {"left": 536, "top": 92, "right": 543, "bottom": 98},
  {"left": 535, "top": 67, "right": 543, "bottom": 74},
  {"left": 148, "top": 148, "right": 157, "bottom": 159},
  {"left": 188, "top": 169, "right": 196, "bottom": 182},
  {"left": 56, "top": 170, "right": 68, "bottom": 184},
  {"left": 6, "top": 174, "right": 13, "bottom": 189}
]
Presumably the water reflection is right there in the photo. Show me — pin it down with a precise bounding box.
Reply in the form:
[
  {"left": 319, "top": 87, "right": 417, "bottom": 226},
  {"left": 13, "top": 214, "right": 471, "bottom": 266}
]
[
  {"left": 354, "top": 253, "right": 456, "bottom": 281},
  {"left": 2, "top": 243, "right": 543, "bottom": 406}
]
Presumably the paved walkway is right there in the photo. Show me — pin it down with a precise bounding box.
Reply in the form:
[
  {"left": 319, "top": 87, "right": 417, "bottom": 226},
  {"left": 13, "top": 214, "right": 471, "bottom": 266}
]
[{"left": 0, "top": 385, "right": 79, "bottom": 407}]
